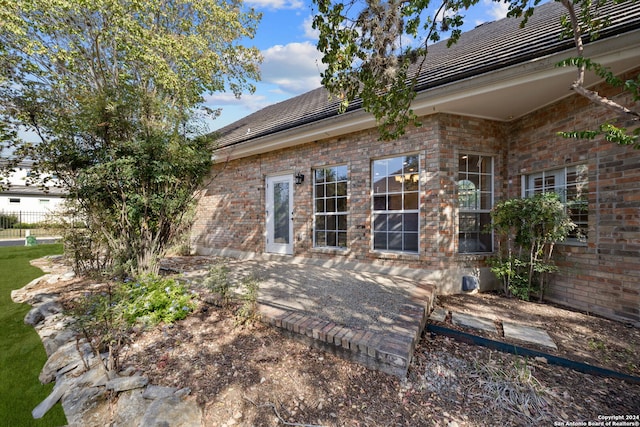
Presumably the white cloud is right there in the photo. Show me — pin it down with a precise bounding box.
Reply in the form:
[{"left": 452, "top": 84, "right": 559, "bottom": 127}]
[
  {"left": 260, "top": 41, "right": 325, "bottom": 94},
  {"left": 245, "top": 0, "right": 303, "bottom": 10},
  {"left": 302, "top": 15, "right": 320, "bottom": 40},
  {"left": 484, "top": 0, "right": 510, "bottom": 20},
  {"left": 204, "top": 91, "right": 271, "bottom": 112}
]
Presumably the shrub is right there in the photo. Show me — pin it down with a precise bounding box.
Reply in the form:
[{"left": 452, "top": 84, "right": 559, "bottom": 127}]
[
  {"left": 69, "top": 275, "right": 197, "bottom": 372},
  {"left": 70, "top": 284, "right": 129, "bottom": 371},
  {"left": 489, "top": 193, "right": 575, "bottom": 301},
  {"left": 202, "top": 261, "right": 260, "bottom": 324},
  {"left": 203, "top": 262, "right": 233, "bottom": 306},
  {"left": 0, "top": 213, "right": 18, "bottom": 230},
  {"left": 119, "top": 276, "right": 197, "bottom": 325},
  {"left": 235, "top": 276, "right": 259, "bottom": 326}
]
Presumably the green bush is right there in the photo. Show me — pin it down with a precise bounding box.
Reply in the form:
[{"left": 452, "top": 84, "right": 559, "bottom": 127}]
[
  {"left": 70, "top": 275, "right": 197, "bottom": 372},
  {"left": 489, "top": 193, "right": 575, "bottom": 301},
  {"left": 202, "top": 261, "right": 259, "bottom": 324},
  {"left": 119, "top": 276, "right": 197, "bottom": 325},
  {"left": 203, "top": 262, "right": 233, "bottom": 305},
  {"left": 235, "top": 276, "right": 259, "bottom": 326},
  {"left": 0, "top": 213, "right": 18, "bottom": 229},
  {"left": 12, "top": 222, "right": 42, "bottom": 229}
]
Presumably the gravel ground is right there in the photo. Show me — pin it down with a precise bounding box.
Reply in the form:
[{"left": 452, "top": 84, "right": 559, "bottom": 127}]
[{"left": 175, "top": 257, "right": 421, "bottom": 334}]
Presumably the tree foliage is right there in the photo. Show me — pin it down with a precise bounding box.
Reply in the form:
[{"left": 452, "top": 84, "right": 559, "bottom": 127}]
[
  {"left": 312, "top": 0, "right": 639, "bottom": 140},
  {"left": 488, "top": 193, "right": 575, "bottom": 301},
  {"left": 0, "top": 0, "right": 262, "bottom": 275}
]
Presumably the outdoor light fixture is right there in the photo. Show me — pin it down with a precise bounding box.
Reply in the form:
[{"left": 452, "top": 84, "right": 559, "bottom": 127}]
[{"left": 295, "top": 172, "right": 305, "bottom": 185}]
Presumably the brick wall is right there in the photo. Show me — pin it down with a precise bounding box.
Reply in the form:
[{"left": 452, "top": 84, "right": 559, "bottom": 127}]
[
  {"left": 192, "top": 68, "right": 640, "bottom": 324},
  {"left": 506, "top": 68, "right": 640, "bottom": 323},
  {"left": 192, "top": 114, "right": 504, "bottom": 292}
]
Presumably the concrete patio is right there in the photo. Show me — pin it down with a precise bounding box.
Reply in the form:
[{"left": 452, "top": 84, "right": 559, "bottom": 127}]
[{"left": 168, "top": 256, "right": 437, "bottom": 378}]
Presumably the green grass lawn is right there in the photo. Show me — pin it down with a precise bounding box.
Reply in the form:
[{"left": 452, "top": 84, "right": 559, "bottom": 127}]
[{"left": 0, "top": 244, "right": 67, "bottom": 427}]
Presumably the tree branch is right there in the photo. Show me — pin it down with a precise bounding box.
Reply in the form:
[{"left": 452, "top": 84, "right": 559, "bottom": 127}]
[
  {"left": 560, "top": 0, "right": 585, "bottom": 86},
  {"left": 571, "top": 83, "right": 640, "bottom": 121},
  {"left": 561, "top": 0, "right": 639, "bottom": 123}
]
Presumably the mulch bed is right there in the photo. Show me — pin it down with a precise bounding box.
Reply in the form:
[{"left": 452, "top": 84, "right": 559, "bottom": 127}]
[{"left": 37, "top": 256, "right": 640, "bottom": 426}]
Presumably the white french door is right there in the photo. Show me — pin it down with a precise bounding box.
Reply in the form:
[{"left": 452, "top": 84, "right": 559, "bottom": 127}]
[{"left": 265, "top": 174, "right": 294, "bottom": 255}]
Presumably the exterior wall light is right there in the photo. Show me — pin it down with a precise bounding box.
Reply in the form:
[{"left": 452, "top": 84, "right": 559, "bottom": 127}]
[{"left": 295, "top": 172, "right": 305, "bottom": 185}]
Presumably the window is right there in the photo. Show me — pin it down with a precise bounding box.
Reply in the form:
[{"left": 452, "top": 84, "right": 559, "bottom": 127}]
[
  {"left": 372, "top": 155, "right": 419, "bottom": 253},
  {"left": 458, "top": 154, "right": 493, "bottom": 253},
  {"left": 39, "top": 199, "right": 50, "bottom": 205},
  {"left": 314, "top": 165, "right": 348, "bottom": 248},
  {"left": 9, "top": 198, "right": 20, "bottom": 204},
  {"left": 524, "top": 165, "right": 588, "bottom": 241}
]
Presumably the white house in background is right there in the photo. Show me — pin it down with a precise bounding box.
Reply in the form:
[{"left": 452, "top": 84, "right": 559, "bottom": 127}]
[{"left": 0, "top": 162, "right": 66, "bottom": 214}]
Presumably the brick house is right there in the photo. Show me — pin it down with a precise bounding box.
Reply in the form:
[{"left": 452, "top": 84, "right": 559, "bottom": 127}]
[{"left": 192, "top": 2, "right": 640, "bottom": 325}]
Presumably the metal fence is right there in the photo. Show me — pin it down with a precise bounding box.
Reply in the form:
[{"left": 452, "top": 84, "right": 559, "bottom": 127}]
[{"left": 0, "top": 210, "right": 56, "bottom": 238}]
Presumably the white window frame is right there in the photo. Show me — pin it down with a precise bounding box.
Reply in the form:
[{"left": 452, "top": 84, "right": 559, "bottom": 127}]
[
  {"left": 522, "top": 164, "right": 588, "bottom": 242},
  {"left": 371, "top": 154, "right": 420, "bottom": 254},
  {"left": 458, "top": 153, "right": 494, "bottom": 253},
  {"left": 313, "top": 165, "right": 348, "bottom": 249}
]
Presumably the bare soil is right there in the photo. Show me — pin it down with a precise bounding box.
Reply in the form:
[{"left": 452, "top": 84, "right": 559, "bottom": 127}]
[{"left": 40, "top": 258, "right": 640, "bottom": 426}]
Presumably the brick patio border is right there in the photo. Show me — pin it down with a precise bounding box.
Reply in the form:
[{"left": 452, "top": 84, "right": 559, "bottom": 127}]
[{"left": 258, "top": 282, "right": 436, "bottom": 378}]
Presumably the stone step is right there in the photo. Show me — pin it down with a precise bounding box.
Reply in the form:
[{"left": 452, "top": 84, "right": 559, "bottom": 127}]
[{"left": 428, "top": 306, "right": 558, "bottom": 350}]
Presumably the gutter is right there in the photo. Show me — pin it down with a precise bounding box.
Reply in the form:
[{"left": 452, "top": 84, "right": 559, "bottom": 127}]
[{"left": 214, "top": 28, "right": 640, "bottom": 162}]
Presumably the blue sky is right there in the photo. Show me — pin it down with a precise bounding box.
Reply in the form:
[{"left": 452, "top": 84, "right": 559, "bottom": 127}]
[
  {"left": 10, "top": 0, "right": 513, "bottom": 145},
  {"left": 204, "top": 0, "right": 512, "bottom": 131}
]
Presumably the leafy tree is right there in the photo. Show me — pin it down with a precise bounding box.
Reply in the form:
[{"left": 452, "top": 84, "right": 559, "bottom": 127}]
[
  {"left": 312, "top": 0, "right": 639, "bottom": 142},
  {"left": 489, "top": 193, "right": 575, "bottom": 301},
  {"left": 0, "top": 0, "right": 262, "bottom": 275}
]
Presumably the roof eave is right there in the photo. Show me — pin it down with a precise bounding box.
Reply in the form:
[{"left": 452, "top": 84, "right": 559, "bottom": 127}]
[{"left": 213, "top": 29, "right": 640, "bottom": 162}]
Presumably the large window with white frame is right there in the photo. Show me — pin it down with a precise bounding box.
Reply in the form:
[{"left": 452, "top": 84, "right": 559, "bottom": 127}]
[
  {"left": 314, "top": 165, "right": 348, "bottom": 248},
  {"left": 523, "top": 164, "right": 588, "bottom": 241},
  {"left": 372, "top": 155, "right": 419, "bottom": 253},
  {"left": 458, "top": 154, "right": 494, "bottom": 253}
]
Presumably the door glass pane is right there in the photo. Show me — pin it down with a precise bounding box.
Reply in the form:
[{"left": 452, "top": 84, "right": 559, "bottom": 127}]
[{"left": 274, "top": 181, "right": 290, "bottom": 244}]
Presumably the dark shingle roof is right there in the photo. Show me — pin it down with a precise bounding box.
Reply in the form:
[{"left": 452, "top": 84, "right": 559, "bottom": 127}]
[
  {"left": 215, "top": 1, "right": 640, "bottom": 147},
  {"left": 0, "top": 185, "right": 66, "bottom": 197}
]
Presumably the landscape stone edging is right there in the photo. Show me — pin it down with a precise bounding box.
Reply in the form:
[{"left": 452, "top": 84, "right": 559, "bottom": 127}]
[{"left": 12, "top": 256, "right": 203, "bottom": 427}]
